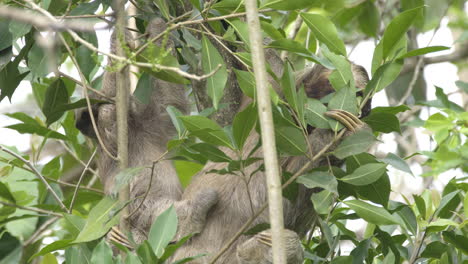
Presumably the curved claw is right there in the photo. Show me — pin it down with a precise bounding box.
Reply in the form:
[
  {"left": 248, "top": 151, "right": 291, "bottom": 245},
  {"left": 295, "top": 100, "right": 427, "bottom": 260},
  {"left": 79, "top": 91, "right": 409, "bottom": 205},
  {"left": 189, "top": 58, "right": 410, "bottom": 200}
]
[
  {"left": 257, "top": 233, "right": 273, "bottom": 247},
  {"left": 324, "top": 109, "right": 363, "bottom": 132},
  {"left": 109, "top": 226, "right": 134, "bottom": 250}
]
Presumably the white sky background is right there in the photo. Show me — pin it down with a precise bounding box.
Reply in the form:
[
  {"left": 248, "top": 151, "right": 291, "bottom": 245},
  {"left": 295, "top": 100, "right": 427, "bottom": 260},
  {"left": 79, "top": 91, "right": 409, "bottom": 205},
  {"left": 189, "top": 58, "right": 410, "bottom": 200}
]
[{"left": 0, "top": 9, "right": 465, "bottom": 203}]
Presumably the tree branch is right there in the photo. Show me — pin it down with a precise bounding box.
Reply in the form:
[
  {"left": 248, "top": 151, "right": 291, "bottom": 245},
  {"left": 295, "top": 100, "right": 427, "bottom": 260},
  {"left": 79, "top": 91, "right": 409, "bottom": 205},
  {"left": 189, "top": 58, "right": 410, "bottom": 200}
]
[
  {"left": 245, "top": 0, "right": 286, "bottom": 263},
  {"left": 115, "top": 0, "right": 130, "bottom": 235},
  {"left": 68, "top": 150, "right": 97, "bottom": 213},
  {"left": 0, "top": 5, "right": 100, "bottom": 32},
  {"left": 0, "top": 200, "right": 62, "bottom": 217}
]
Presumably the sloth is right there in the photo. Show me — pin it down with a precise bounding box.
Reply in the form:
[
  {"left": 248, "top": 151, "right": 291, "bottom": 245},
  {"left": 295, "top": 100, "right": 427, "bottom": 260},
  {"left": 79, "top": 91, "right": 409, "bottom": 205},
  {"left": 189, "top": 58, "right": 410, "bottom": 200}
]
[{"left": 75, "top": 18, "right": 371, "bottom": 264}]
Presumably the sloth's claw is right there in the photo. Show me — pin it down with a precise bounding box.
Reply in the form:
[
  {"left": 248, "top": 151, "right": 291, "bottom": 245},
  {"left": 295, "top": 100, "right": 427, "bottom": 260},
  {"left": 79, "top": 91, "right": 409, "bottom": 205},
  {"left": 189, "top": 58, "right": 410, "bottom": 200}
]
[
  {"left": 325, "top": 109, "right": 364, "bottom": 132},
  {"left": 257, "top": 232, "right": 273, "bottom": 247},
  {"left": 109, "top": 226, "right": 134, "bottom": 250}
]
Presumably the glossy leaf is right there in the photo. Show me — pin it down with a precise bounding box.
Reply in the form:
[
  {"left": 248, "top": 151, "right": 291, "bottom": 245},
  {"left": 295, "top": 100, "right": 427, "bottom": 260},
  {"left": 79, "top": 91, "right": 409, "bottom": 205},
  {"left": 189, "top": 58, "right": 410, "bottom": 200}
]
[
  {"left": 301, "top": 13, "right": 347, "bottom": 56},
  {"left": 297, "top": 171, "right": 338, "bottom": 194},
  {"left": 333, "top": 130, "right": 375, "bottom": 159},
  {"left": 90, "top": 240, "right": 113, "bottom": 264},
  {"left": 339, "top": 163, "right": 387, "bottom": 186},
  {"left": 345, "top": 200, "right": 399, "bottom": 225},
  {"left": 363, "top": 112, "right": 401, "bottom": 133},
  {"left": 148, "top": 205, "right": 178, "bottom": 257},
  {"left": 180, "top": 116, "right": 233, "bottom": 148},
  {"left": 381, "top": 7, "right": 423, "bottom": 60},
  {"left": 42, "top": 78, "right": 69, "bottom": 126},
  {"left": 261, "top": 0, "right": 315, "bottom": 10},
  {"left": 304, "top": 99, "right": 330, "bottom": 129},
  {"left": 74, "top": 197, "right": 121, "bottom": 243},
  {"left": 201, "top": 36, "right": 227, "bottom": 110},
  {"left": 399, "top": 46, "right": 450, "bottom": 59},
  {"left": 275, "top": 126, "right": 307, "bottom": 156},
  {"left": 381, "top": 153, "right": 413, "bottom": 175},
  {"left": 232, "top": 104, "right": 257, "bottom": 150}
]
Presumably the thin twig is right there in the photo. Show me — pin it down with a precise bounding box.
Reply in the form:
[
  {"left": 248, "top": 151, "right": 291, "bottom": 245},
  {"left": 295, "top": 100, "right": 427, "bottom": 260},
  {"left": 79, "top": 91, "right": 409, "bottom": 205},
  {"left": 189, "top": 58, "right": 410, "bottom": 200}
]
[
  {"left": 280, "top": 14, "right": 304, "bottom": 60},
  {"left": 0, "top": 200, "right": 62, "bottom": 217},
  {"left": 59, "top": 141, "right": 98, "bottom": 175},
  {"left": 397, "top": 57, "right": 424, "bottom": 105},
  {"left": 127, "top": 151, "right": 168, "bottom": 219},
  {"left": 58, "top": 13, "right": 115, "bottom": 19},
  {"left": 0, "top": 146, "right": 67, "bottom": 211},
  {"left": 68, "top": 150, "right": 97, "bottom": 213},
  {"left": 24, "top": 216, "right": 60, "bottom": 246},
  {"left": 44, "top": 176, "right": 103, "bottom": 194},
  {"left": 59, "top": 34, "right": 118, "bottom": 161},
  {"left": 58, "top": 72, "right": 114, "bottom": 102}
]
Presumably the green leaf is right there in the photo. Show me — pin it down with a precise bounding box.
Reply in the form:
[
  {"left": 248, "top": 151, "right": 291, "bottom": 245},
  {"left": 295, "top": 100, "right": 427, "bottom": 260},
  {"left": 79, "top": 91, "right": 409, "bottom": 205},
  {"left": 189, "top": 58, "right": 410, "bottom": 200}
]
[
  {"left": 227, "top": 19, "right": 250, "bottom": 46},
  {"left": 28, "top": 44, "right": 52, "bottom": 79},
  {"left": 201, "top": 36, "right": 227, "bottom": 110},
  {"left": 0, "top": 62, "right": 29, "bottom": 102},
  {"left": 363, "top": 112, "right": 401, "bottom": 133},
  {"left": 8, "top": 21, "right": 31, "bottom": 40},
  {"left": 304, "top": 98, "right": 330, "bottom": 129},
  {"left": 434, "top": 190, "right": 460, "bottom": 217},
  {"left": 6, "top": 122, "right": 68, "bottom": 140},
  {"left": 413, "top": 194, "right": 426, "bottom": 219},
  {"left": 399, "top": 46, "right": 450, "bottom": 59},
  {"left": 358, "top": 1, "right": 379, "bottom": 37},
  {"left": 345, "top": 200, "right": 399, "bottom": 225},
  {"left": 267, "top": 39, "right": 332, "bottom": 66},
  {"left": 40, "top": 253, "right": 58, "bottom": 264},
  {"left": 70, "top": 1, "right": 100, "bottom": 15},
  {"left": 153, "top": 0, "right": 170, "bottom": 19},
  {"left": 365, "top": 62, "right": 404, "bottom": 96},
  {"left": 74, "top": 197, "right": 121, "bottom": 243},
  {"left": 328, "top": 87, "right": 358, "bottom": 115},
  {"left": 311, "top": 190, "right": 335, "bottom": 215},
  {"left": 275, "top": 126, "right": 307, "bottom": 156},
  {"left": 232, "top": 104, "right": 257, "bottom": 150},
  {"left": 282, "top": 62, "right": 298, "bottom": 112},
  {"left": 42, "top": 78, "right": 70, "bottom": 126},
  {"left": 333, "top": 130, "right": 375, "bottom": 159},
  {"left": 148, "top": 205, "right": 178, "bottom": 257},
  {"left": 189, "top": 143, "right": 231, "bottom": 162},
  {"left": 339, "top": 163, "right": 387, "bottom": 186},
  {"left": 90, "top": 240, "right": 113, "bottom": 264},
  {"left": 179, "top": 116, "right": 233, "bottom": 148},
  {"left": 136, "top": 241, "right": 157, "bottom": 264},
  {"left": 421, "top": 241, "right": 448, "bottom": 259},
  {"left": 442, "top": 231, "right": 468, "bottom": 255},
  {"left": 113, "top": 167, "right": 145, "bottom": 196},
  {"left": 261, "top": 0, "right": 315, "bottom": 10},
  {"left": 0, "top": 182, "right": 15, "bottom": 203},
  {"left": 30, "top": 239, "right": 74, "bottom": 260},
  {"left": 133, "top": 73, "right": 151, "bottom": 104},
  {"left": 297, "top": 171, "right": 338, "bottom": 194},
  {"left": 76, "top": 45, "right": 95, "bottom": 82},
  {"left": 301, "top": 13, "right": 347, "bottom": 56},
  {"left": 371, "top": 105, "right": 410, "bottom": 115},
  {"left": 0, "top": 19, "right": 12, "bottom": 51},
  {"left": 233, "top": 69, "right": 255, "bottom": 98},
  {"left": 167, "top": 106, "right": 186, "bottom": 138},
  {"left": 381, "top": 153, "right": 413, "bottom": 175},
  {"left": 381, "top": 7, "right": 423, "bottom": 60},
  {"left": 322, "top": 47, "right": 354, "bottom": 90}
]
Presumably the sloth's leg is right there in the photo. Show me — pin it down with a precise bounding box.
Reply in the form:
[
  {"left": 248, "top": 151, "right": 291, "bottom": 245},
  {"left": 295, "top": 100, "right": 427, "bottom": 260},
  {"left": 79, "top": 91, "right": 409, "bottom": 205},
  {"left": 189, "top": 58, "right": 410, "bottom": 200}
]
[{"left": 236, "top": 229, "right": 303, "bottom": 264}]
